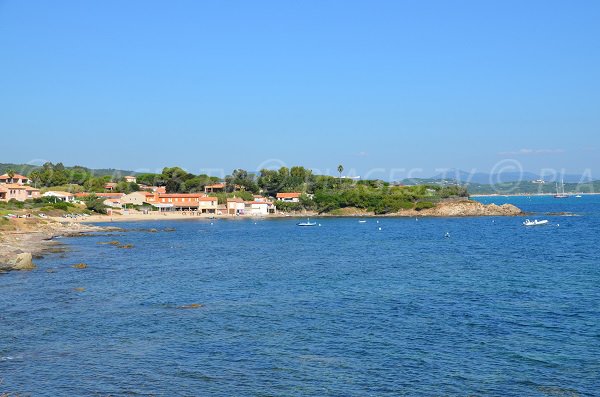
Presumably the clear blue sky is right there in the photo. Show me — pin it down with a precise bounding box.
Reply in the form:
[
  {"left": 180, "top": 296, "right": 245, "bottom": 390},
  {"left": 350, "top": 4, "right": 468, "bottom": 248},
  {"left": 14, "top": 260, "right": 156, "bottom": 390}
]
[{"left": 1, "top": 0, "right": 599, "bottom": 179}]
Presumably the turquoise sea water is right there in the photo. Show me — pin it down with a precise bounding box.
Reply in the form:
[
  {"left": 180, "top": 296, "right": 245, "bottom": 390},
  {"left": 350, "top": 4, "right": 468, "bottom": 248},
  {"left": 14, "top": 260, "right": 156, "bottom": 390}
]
[{"left": 1, "top": 196, "right": 599, "bottom": 396}]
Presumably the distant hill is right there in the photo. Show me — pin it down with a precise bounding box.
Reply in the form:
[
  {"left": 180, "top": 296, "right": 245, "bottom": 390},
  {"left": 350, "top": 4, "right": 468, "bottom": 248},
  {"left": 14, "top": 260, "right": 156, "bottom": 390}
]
[
  {"left": 0, "top": 162, "right": 137, "bottom": 177},
  {"left": 430, "top": 169, "right": 593, "bottom": 184}
]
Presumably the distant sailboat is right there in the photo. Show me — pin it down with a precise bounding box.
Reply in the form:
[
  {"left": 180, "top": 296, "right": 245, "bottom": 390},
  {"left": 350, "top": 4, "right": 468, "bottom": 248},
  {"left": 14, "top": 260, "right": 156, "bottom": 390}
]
[
  {"left": 297, "top": 218, "right": 317, "bottom": 226},
  {"left": 554, "top": 179, "right": 569, "bottom": 198}
]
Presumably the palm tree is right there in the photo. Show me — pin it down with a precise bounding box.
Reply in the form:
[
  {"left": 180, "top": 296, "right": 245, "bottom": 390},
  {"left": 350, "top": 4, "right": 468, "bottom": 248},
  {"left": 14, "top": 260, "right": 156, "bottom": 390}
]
[
  {"left": 7, "top": 169, "right": 15, "bottom": 183},
  {"left": 337, "top": 164, "right": 344, "bottom": 183}
]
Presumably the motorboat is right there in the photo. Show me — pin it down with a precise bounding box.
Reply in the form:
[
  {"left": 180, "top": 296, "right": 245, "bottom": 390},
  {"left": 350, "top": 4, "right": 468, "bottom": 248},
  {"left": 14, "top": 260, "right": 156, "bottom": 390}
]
[{"left": 523, "top": 219, "right": 549, "bottom": 226}]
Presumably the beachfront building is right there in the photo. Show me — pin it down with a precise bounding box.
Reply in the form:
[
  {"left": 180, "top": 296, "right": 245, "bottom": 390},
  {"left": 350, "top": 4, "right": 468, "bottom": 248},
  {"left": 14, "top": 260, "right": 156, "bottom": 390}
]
[
  {"left": 124, "top": 176, "right": 137, "bottom": 183},
  {"left": 245, "top": 201, "right": 276, "bottom": 215},
  {"left": 121, "top": 192, "right": 148, "bottom": 206},
  {"left": 276, "top": 192, "right": 302, "bottom": 202},
  {"left": 43, "top": 191, "right": 75, "bottom": 202},
  {"left": 0, "top": 173, "right": 30, "bottom": 185},
  {"left": 204, "top": 183, "right": 225, "bottom": 193},
  {"left": 0, "top": 184, "right": 40, "bottom": 202},
  {"left": 151, "top": 193, "right": 206, "bottom": 211},
  {"left": 226, "top": 197, "right": 245, "bottom": 215},
  {"left": 198, "top": 197, "right": 218, "bottom": 213},
  {"left": 103, "top": 198, "right": 123, "bottom": 208}
]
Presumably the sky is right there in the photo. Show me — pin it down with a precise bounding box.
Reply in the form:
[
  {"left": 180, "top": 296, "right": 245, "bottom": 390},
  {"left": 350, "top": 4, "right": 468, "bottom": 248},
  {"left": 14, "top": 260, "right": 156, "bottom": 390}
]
[{"left": 1, "top": 0, "right": 599, "bottom": 179}]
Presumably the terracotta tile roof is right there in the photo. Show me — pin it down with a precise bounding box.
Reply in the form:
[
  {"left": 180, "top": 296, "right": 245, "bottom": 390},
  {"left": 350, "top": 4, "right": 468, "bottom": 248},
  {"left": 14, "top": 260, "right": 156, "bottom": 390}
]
[
  {"left": 0, "top": 173, "right": 28, "bottom": 180},
  {"left": 199, "top": 197, "right": 218, "bottom": 202},
  {"left": 226, "top": 197, "right": 244, "bottom": 202},
  {"left": 205, "top": 183, "right": 225, "bottom": 188},
  {"left": 2, "top": 183, "right": 27, "bottom": 189},
  {"left": 276, "top": 192, "right": 302, "bottom": 199},
  {"left": 158, "top": 193, "right": 206, "bottom": 198}
]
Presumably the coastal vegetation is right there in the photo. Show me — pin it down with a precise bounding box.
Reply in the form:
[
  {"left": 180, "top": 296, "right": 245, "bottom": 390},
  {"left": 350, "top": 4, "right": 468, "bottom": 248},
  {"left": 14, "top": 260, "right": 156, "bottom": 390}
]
[
  {"left": 2, "top": 162, "right": 472, "bottom": 215},
  {"left": 0, "top": 196, "right": 87, "bottom": 217}
]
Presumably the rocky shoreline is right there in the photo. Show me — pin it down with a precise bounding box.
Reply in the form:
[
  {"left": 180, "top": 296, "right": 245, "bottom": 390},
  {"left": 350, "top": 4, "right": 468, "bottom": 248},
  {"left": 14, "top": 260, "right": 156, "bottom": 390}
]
[
  {"left": 306, "top": 200, "right": 522, "bottom": 218},
  {"left": 0, "top": 220, "right": 118, "bottom": 272}
]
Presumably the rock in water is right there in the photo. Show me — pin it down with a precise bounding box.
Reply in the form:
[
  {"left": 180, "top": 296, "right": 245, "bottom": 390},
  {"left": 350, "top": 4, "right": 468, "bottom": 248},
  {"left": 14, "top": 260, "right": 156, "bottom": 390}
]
[{"left": 11, "top": 253, "right": 36, "bottom": 270}]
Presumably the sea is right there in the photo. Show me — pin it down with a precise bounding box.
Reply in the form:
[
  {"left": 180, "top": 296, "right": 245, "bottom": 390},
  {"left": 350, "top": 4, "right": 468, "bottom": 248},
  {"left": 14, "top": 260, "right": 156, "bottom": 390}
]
[{"left": 1, "top": 195, "right": 599, "bottom": 396}]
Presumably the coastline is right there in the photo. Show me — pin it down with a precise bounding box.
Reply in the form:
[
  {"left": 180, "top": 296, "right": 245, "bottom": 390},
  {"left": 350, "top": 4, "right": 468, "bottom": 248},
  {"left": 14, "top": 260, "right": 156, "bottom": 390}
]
[
  {"left": 69, "top": 199, "right": 522, "bottom": 223},
  {"left": 0, "top": 220, "right": 118, "bottom": 272}
]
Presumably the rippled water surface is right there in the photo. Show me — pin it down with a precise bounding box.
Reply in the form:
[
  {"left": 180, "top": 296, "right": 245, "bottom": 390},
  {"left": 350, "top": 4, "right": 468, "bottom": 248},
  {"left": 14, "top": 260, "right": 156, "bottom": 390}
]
[{"left": 1, "top": 196, "right": 600, "bottom": 396}]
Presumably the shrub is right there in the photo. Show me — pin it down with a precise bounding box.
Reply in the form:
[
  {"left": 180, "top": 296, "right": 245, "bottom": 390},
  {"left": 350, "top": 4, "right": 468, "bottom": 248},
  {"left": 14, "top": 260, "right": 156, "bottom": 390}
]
[{"left": 415, "top": 201, "right": 435, "bottom": 211}]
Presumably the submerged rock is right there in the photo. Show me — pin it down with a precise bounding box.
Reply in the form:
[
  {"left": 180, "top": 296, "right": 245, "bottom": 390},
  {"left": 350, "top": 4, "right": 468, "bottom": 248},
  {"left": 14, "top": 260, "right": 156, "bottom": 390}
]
[
  {"left": 177, "top": 303, "right": 203, "bottom": 309},
  {"left": 72, "top": 263, "right": 88, "bottom": 269},
  {"left": 118, "top": 244, "right": 134, "bottom": 249}
]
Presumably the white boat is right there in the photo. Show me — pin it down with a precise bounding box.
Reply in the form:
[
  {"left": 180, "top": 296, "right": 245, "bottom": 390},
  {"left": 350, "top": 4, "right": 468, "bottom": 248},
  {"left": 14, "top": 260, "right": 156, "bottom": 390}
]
[
  {"left": 523, "top": 219, "right": 549, "bottom": 226},
  {"left": 297, "top": 218, "right": 317, "bottom": 227},
  {"left": 576, "top": 194, "right": 582, "bottom": 198},
  {"left": 358, "top": 220, "right": 367, "bottom": 223}
]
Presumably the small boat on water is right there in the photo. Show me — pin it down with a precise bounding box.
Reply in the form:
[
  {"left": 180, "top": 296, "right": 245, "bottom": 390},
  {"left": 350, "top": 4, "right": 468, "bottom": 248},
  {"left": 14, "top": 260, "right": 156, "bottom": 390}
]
[
  {"left": 576, "top": 194, "right": 582, "bottom": 198},
  {"left": 358, "top": 220, "right": 367, "bottom": 223},
  {"left": 297, "top": 218, "right": 317, "bottom": 227},
  {"left": 523, "top": 219, "right": 549, "bottom": 226}
]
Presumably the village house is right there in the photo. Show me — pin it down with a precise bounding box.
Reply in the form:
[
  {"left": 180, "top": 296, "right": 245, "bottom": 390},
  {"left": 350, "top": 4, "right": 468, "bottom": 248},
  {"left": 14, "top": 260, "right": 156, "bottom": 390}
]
[
  {"left": 75, "top": 192, "right": 125, "bottom": 201},
  {"left": 151, "top": 193, "right": 207, "bottom": 211},
  {"left": 0, "top": 184, "right": 40, "bottom": 202},
  {"left": 121, "top": 191, "right": 149, "bottom": 206},
  {"left": 226, "top": 197, "right": 245, "bottom": 215},
  {"left": 124, "top": 175, "right": 137, "bottom": 183},
  {"left": 198, "top": 196, "right": 218, "bottom": 213},
  {"left": 104, "top": 182, "right": 117, "bottom": 191},
  {"left": 0, "top": 173, "right": 30, "bottom": 185},
  {"left": 103, "top": 198, "right": 123, "bottom": 208},
  {"left": 245, "top": 201, "right": 276, "bottom": 215},
  {"left": 204, "top": 183, "right": 225, "bottom": 193},
  {"left": 43, "top": 191, "right": 75, "bottom": 202},
  {"left": 276, "top": 192, "right": 302, "bottom": 202}
]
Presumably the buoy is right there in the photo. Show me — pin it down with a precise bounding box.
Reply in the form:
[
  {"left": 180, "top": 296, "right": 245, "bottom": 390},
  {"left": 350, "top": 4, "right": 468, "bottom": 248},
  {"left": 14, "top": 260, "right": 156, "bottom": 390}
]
[
  {"left": 444, "top": 232, "right": 450, "bottom": 238},
  {"left": 318, "top": 223, "right": 322, "bottom": 226},
  {"left": 378, "top": 227, "right": 382, "bottom": 231},
  {"left": 376, "top": 220, "right": 379, "bottom": 224}
]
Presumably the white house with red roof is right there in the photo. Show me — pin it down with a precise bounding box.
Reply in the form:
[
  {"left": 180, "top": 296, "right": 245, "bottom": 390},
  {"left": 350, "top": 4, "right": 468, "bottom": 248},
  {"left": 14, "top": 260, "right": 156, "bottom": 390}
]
[{"left": 276, "top": 192, "right": 302, "bottom": 202}]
